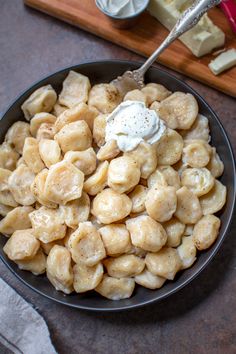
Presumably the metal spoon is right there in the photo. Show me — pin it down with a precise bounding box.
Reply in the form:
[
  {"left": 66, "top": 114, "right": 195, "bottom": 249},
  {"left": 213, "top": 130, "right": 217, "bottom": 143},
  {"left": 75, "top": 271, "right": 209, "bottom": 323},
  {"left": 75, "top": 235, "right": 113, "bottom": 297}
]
[{"left": 112, "top": 0, "right": 221, "bottom": 96}]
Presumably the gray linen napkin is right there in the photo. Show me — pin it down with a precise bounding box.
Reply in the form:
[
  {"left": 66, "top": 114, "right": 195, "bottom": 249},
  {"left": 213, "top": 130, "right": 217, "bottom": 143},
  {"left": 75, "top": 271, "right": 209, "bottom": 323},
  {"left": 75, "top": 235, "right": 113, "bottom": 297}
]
[{"left": 0, "top": 278, "right": 57, "bottom": 354}]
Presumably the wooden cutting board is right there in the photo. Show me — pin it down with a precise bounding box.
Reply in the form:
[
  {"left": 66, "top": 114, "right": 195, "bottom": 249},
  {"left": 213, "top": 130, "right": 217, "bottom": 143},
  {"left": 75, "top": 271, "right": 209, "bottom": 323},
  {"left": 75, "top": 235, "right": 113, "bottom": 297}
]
[{"left": 24, "top": 0, "right": 236, "bottom": 97}]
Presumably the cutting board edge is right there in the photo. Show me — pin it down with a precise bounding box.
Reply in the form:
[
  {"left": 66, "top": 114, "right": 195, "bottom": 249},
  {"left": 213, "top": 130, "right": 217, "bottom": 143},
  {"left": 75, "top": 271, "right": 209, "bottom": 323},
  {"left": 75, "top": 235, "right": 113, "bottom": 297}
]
[{"left": 23, "top": 0, "right": 236, "bottom": 98}]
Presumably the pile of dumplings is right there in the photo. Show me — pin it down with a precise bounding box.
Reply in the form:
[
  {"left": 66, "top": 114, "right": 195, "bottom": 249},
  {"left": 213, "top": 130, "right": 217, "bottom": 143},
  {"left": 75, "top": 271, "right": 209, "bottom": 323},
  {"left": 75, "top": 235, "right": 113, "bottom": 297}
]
[{"left": 0, "top": 70, "right": 226, "bottom": 300}]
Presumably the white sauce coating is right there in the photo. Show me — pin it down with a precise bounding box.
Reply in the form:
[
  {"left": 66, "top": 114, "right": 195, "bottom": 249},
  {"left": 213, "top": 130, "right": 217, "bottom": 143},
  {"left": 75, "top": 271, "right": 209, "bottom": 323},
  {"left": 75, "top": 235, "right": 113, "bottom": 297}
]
[{"left": 105, "top": 101, "right": 166, "bottom": 152}]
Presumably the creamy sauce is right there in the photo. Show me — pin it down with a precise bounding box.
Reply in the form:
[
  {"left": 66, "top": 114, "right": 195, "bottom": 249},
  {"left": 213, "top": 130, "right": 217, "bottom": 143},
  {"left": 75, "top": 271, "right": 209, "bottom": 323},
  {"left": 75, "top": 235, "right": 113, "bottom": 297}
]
[
  {"left": 97, "top": 0, "right": 145, "bottom": 17},
  {"left": 105, "top": 101, "right": 166, "bottom": 152}
]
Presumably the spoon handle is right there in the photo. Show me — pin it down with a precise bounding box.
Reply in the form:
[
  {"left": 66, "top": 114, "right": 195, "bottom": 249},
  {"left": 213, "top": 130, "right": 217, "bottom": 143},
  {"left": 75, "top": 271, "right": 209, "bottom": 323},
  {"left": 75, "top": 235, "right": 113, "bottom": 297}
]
[{"left": 137, "top": 0, "right": 221, "bottom": 76}]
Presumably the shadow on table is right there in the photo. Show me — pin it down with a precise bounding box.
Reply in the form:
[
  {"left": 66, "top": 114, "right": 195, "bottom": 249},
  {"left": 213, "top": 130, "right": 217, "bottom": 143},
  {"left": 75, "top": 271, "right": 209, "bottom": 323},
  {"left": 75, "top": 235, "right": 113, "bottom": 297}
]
[{"left": 84, "top": 217, "right": 236, "bottom": 325}]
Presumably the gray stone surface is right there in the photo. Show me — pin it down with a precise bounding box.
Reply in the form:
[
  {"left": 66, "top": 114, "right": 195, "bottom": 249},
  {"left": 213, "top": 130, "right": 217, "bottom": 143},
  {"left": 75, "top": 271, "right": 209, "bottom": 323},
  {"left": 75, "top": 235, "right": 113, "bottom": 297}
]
[{"left": 0, "top": 1, "right": 236, "bottom": 353}]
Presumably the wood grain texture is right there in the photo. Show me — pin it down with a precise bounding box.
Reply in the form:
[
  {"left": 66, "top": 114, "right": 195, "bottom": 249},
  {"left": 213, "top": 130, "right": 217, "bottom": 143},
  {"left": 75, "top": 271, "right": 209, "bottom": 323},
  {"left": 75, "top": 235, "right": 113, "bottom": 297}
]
[{"left": 24, "top": 0, "right": 236, "bottom": 97}]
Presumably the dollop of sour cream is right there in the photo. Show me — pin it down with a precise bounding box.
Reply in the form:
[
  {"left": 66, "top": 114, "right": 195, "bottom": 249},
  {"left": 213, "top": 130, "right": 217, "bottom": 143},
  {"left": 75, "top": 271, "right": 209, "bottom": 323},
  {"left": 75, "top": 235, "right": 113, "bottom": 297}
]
[
  {"left": 97, "top": 0, "right": 145, "bottom": 17},
  {"left": 105, "top": 101, "right": 166, "bottom": 152}
]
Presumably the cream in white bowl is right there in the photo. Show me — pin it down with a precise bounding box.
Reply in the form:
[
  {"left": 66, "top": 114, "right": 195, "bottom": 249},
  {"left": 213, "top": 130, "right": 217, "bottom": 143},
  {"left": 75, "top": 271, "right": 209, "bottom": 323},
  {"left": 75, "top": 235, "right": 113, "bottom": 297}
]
[{"left": 96, "top": 0, "right": 147, "bottom": 18}]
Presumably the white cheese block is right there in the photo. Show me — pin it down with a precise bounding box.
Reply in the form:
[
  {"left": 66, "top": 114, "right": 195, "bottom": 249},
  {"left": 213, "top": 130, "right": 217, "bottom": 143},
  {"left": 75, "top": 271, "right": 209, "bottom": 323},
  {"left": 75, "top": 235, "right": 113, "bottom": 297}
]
[
  {"left": 148, "top": 0, "right": 225, "bottom": 57},
  {"left": 208, "top": 49, "right": 236, "bottom": 75}
]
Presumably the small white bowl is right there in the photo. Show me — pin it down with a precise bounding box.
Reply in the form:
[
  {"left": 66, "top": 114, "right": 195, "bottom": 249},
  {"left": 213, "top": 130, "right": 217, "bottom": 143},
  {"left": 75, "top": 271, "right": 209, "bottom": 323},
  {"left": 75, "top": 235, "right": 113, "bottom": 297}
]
[{"left": 95, "top": 0, "right": 150, "bottom": 29}]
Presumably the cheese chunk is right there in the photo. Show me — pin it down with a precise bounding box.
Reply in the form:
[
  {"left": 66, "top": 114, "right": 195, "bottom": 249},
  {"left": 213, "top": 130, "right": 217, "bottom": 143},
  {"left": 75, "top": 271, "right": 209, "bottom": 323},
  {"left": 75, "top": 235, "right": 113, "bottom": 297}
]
[
  {"left": 148, "top": 0, "right": 225, "bottom": 57},
  {"left": 208, "top": 49, "right": 236, "bottom": 75}
]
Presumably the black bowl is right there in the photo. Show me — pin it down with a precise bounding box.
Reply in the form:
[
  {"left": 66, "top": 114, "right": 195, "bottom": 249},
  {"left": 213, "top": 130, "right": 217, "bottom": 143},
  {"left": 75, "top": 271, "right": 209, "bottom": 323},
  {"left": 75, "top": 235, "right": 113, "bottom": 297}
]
[{"left": 0, "top": 61, "right": 235, "bottom": 311}]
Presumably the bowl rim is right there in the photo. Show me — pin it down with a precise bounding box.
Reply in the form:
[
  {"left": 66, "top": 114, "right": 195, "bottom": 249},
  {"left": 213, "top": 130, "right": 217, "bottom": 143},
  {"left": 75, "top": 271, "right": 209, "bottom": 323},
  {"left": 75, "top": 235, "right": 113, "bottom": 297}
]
[
  {"left": 95, "top": 0, "right": 150, "bottom": 20},
  {"left": 0, "top": 60, "right": 235, "bottom": 312}
]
